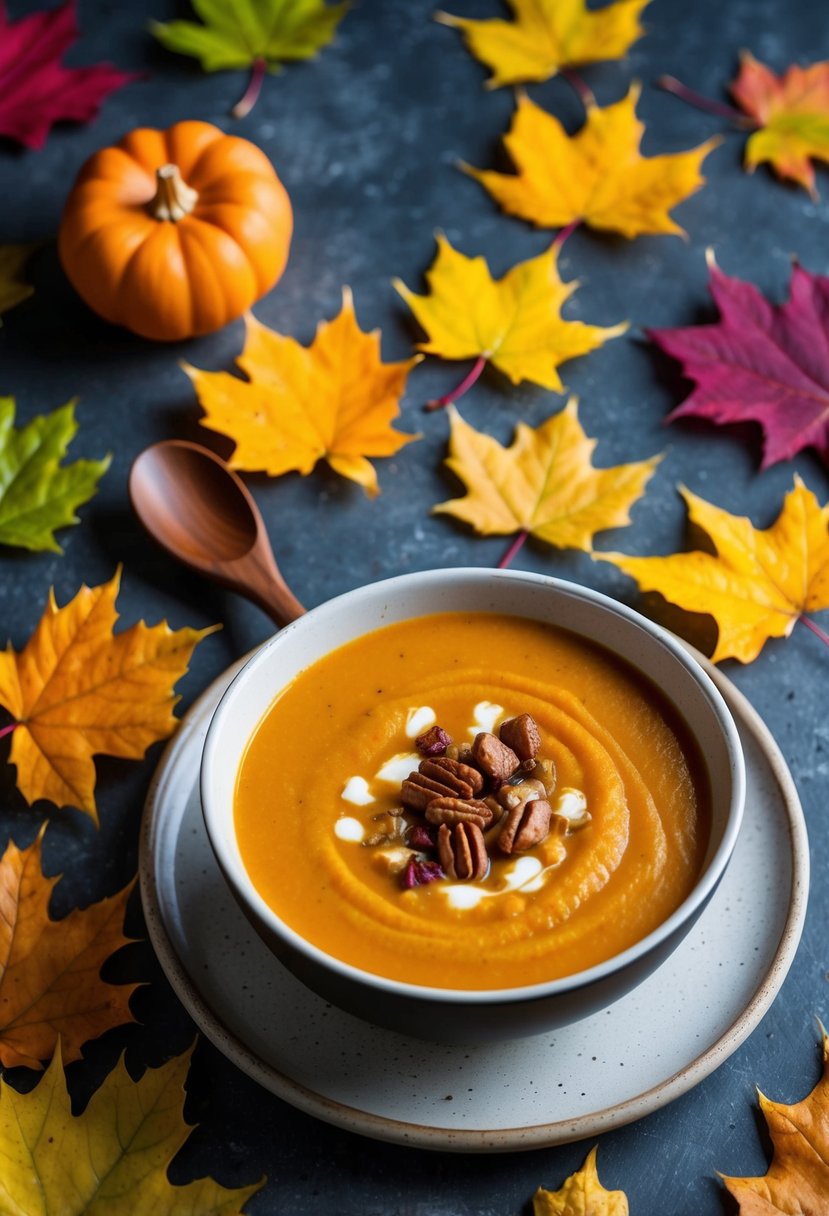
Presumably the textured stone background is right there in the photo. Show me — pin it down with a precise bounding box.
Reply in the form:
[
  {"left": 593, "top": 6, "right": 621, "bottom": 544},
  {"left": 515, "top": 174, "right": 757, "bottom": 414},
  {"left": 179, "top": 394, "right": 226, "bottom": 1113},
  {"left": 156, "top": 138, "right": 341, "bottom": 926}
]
[{"left": 0, "top": 0, "right": 827, "bottom": 1210}]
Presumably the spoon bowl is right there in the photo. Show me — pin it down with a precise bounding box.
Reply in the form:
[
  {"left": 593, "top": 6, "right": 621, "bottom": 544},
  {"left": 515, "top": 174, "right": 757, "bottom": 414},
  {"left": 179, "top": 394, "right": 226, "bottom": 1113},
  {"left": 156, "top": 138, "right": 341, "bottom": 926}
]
[{"left": 129, "top": 440, "right": 305, "bottom": 628}]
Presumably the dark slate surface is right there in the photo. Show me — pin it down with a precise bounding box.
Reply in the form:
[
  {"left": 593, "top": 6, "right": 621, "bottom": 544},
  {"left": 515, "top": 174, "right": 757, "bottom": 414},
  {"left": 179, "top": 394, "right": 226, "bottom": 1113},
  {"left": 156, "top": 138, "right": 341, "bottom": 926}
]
[{"left": 0, "top": 0, "right": 827, "bottom": 1211}]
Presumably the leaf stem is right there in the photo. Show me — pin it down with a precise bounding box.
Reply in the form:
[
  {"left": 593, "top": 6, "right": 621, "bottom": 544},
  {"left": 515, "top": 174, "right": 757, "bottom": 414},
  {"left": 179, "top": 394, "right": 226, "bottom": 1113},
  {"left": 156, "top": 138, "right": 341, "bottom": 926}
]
[
  {"left": 799, "top": 614, "right": 829, "bottom": 650},
  {"left": 656, "top": 75, "right": 755, "bottom": 126},
  {"left": 0, "top": 722, "right": 17, "bottom": 741},
  {"left": 553, "top": 219, "right": 581, "bottom": 250},
  {"left": 231, "top": 57, "right": 267, "bottom": 119},
  {"left": 561, "top": 69, "right": 596, "bottom": 110},
  {"left": 426, "top": 355, "right": 487, "bottom": 411},
  {"left": 497, "top": 529, "right": 528, "bottom": 569}
]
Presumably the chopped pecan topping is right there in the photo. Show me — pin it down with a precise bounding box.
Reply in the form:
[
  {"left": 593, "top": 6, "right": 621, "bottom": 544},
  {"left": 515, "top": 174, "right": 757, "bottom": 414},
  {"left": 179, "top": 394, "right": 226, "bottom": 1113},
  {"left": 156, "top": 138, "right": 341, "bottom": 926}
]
[
  {"left": 445, "top": 741, "right": 475, "bottom": 765},
  {"left": 415, "top": 758, "right": 481, "bottom": 797},
  {"left": 498, "top": 798, "right": 553, "bottom": 854},
  {"left": 425, "top": 796, "right": 495, "bottom": 829},
  {"left": 496, "top": 777, "right": 546, "bottom": 812},
  {"left": 437, "top": 822, "right": 489, "bottom": 881},
  {"left": 401, "top": 771, "right": 462, "bottom": 810},
  {"left": 417, "top": 758, "right": 475, "bottom": 799},
  {"left": 415, "top": 724, "right": 452, "bottom": 756},
  {"left": 499, "top": 714, "right": 541, "bottom": 762},
  {"left": 471, "top": 732, "right": 519, "bottom": 787},
  {"left": 363, "top": 811, "right": 405, "bottom": 847}
]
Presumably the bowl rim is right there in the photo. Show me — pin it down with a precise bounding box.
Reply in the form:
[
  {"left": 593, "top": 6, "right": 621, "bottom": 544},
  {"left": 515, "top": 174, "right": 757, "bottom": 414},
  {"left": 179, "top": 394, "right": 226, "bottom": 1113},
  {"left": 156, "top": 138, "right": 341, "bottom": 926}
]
[{"left": 200, "top": 568, "right": 746, "bottom": 1005}]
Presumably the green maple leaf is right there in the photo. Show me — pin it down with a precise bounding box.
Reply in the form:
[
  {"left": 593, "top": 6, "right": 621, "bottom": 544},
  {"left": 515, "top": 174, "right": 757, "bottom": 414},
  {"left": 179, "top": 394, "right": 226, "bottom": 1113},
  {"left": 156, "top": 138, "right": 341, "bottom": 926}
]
[
  {"left": 152, "top": 0, "right": 348, "bottom": 116},
  {"left": 0, "top": 399, "right": 110, "bottom": 553}
]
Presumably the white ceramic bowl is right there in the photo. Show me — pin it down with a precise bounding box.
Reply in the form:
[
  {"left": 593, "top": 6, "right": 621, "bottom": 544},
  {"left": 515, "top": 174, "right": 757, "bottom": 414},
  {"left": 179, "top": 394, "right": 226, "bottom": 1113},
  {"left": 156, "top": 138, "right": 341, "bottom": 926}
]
[{"left": 200, "top": 569, "right": 745, "bottom": 1043}]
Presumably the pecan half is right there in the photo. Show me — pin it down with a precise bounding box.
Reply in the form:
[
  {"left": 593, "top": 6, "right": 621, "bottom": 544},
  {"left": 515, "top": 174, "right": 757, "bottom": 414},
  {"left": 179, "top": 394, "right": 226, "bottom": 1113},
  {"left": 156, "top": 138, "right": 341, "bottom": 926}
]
[
  {"left": 415, "top": 724, "right": 452, "bottom": 756},
  {"left": 425, "top": 796, "right": 495, "bottom": 829},
  {"left": 499, "top": 714, "right": 541, "bottom": 762},
  {"left": 498, "top": 798, "right": 553, "bottom": 854},
  {"left": 401, "top": 771, "right": 462, "bottom": 810},
  {"left": 471, "top": 732, "right": 519, "bottom": 787},
  {"left": 420, "top": 756, "right": 483, "bottom": 796},
  {"left": 437, "top": 822, "right": 489, "bottom": 881}
]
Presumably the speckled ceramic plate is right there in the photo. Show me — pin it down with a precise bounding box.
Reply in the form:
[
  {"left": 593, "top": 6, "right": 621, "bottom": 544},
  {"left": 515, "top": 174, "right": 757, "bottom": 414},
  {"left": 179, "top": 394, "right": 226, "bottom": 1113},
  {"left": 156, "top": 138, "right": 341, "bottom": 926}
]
[{"left": 139, "top": 653, "right": 808, "bottom": 1152}]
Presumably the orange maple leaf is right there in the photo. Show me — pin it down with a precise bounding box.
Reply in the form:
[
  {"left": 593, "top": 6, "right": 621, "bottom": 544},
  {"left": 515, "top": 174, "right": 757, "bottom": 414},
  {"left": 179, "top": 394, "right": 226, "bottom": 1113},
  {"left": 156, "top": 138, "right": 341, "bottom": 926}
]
[
  {"left": 731, "top": 51, "right": 829, "bottom": 196},
  {"left": 534, "top": 1145, "right": 629, "bottom": 1214},
  {"left": 601, "top": 476, "right": 829, "bottom": 663},
  {"left": 0, "top": 569, "right": 216, "bottom": 820},
  {"left": 185, "top": 289, "right": 419, "bottom": 497},
  {"left": 463, "top": 85, "right": 718, "bottom": 238},
  {"left": 436, "top": 0, "right": 649, "bottom": 89},
  {"left": 0, "top": 828, "right": 136, "bottom": 1070},
  {"left": 435, "top": 400, "right": 659, "bottom": 553},
  {"left": 720, "top": 1023, "right": 829, "bottom": 1212}
]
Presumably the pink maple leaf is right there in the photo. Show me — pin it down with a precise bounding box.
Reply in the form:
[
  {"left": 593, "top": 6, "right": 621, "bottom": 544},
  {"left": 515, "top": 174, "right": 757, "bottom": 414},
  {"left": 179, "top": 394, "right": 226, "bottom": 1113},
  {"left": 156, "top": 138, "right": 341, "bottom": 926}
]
[
  {"left": 0, "top": 0, "right": 138, "bottom": 150},
  {"left": 649, "top": 254, "right": 829, "bottom": 468}
]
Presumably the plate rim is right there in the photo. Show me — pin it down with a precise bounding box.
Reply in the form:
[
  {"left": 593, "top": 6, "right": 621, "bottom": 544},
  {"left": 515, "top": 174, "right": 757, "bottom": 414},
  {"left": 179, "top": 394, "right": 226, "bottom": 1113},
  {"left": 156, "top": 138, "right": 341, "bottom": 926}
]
[{"left": 139, "top": 652, "right": 809, "bottom": 1152}]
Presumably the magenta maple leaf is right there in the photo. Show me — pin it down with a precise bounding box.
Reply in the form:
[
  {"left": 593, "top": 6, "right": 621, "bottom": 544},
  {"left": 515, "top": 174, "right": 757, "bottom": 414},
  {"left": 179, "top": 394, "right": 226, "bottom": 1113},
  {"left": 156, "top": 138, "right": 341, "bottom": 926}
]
[
  {"left": 649, "top": 254, "right": 829, "bottom": 468},
  {"left": 0, "top": 0, "right": 137, "bottom": 150}
]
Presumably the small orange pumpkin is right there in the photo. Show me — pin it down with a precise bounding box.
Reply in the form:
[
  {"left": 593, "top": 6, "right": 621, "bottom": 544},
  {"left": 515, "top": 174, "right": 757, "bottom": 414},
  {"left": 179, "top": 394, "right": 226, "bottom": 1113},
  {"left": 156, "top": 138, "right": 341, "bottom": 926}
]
[{"left": 58, "top": 120, "right": 293, "bottom": 342}]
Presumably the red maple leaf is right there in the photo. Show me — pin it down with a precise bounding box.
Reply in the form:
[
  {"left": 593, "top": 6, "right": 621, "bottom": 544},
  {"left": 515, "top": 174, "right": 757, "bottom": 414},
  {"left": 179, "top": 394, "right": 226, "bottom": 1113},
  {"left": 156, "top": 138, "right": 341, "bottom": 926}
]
[
  {"left": 0, "top": 0, "right": 138, "bottom": 150},
  {"left": 649, "top": 253, "right": 829, "bottom": 468}
]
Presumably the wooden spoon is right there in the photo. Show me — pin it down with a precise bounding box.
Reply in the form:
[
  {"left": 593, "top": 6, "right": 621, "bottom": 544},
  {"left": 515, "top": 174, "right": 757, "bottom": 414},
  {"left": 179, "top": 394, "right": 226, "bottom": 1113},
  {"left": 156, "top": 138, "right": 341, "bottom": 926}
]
[{"left": 128, "top": 440, "right": 306, "bottom": 628}]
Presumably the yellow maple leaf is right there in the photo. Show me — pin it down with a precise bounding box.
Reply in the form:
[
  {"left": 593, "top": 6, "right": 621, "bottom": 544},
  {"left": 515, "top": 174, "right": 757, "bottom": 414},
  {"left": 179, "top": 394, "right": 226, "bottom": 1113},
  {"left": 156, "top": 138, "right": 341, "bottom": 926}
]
[
  {"left": 601, "top": 476, "right": 829, "bottom": 663},
  {"left": 435, "top": 400, "right": 659, "bottom": 551},
  {"left": 534, "top": 1145, "right": 629, "bottom": 1215},
  {"left": 731, "top": 50, "right": 829, "bottom": 197},
  {"left": 719, "top": 1023, "right": 829, "bottom": 1212},
  {"left": 393, "top": 236, "right": 626, "bottom": 393},
  {"left": 463, "top": 85, "right": 719, "bottom": 238},
  {"left": 437, "top": 0, "right": 649, "bottom": 89},
  {"left": 0, "top": 243, "right": 35, "bottom": 320},
  {"left": 0, "top": 828, "right": 136, "bottom": 1070},
  {"left": 186, "top": 289, "right": 419, "bottom": 498},
  {"left": 0, "top": 569, "right": 216, "bottom": 821},
  {"left": 0, "top": 1042, "right": 263, "bottom": 1214}
]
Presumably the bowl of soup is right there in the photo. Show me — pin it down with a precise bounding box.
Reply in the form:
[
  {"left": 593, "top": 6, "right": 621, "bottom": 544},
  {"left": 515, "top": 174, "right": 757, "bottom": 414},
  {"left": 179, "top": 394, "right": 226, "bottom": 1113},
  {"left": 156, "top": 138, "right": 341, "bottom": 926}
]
[{"left": 200, "top": 569, "right": 745, "bottom": 1042}]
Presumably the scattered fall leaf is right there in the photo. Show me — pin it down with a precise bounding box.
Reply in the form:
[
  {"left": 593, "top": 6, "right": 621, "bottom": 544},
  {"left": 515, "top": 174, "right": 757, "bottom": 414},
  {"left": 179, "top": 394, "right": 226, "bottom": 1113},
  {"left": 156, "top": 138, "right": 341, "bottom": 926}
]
[
  {"left": 463, "top": 85, "right": 718, "bottom": 238},
  {"left": 534, "top": 1145, "right": 629, "bottom": 1215},
  {"left": 650, "top": 253, "right": 829, "bottom": 470},
  {"left": 0, "top": 1041, "right": 263, "bottom": 1213},
  {"left": 0, "top": 398, "right": 110, "bottom": 552},
  {"left": 393, "top": 236, "right": 626, "bottom": 394},
  {"left": 434, "top": 399, "right": 659, "bottom": 553},
  {"left": 436, "top": 0, "right": 649, "bottom": 89},
  {"left": 0, "top": 244, "right": 36, "bottom": 320},
  {"left": 187, "top": 289, "right": 419, "bottom": 498},
  {"left": 152, "top": 0, "right": 348, "bottom": 117},
  {"left": 0, "top": 828, "right": 136, "bottom": 1071},
  {"left": 0, "top": 569, "right": 216, "bottom": 821},
  {"left": 731, "top": 51, "right": 829, "bottom": 196},
  {"left": 0, "top": 0, "right": 137, "bottom": 150},
  {"left": 720, "top": 1022, "right": 829, "bottom": 1212},
  {"left": 601, "top": 476, "right": 829, "bottom": 663}
]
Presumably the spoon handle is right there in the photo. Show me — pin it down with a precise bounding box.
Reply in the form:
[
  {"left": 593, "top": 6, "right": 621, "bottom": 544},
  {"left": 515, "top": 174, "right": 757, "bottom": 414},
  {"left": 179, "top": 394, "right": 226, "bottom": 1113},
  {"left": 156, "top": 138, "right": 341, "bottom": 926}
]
[
  {"left": 249, "top": 580, "right": 306, "bottom": 629},
  {"left": 231, "top": 544, "right": 306, "bottom": 629}
]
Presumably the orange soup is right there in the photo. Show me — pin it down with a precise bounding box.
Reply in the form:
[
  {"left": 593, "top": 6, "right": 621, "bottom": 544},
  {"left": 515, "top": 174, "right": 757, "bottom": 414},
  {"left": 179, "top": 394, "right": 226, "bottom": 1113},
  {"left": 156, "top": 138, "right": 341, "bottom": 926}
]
[{"left": 234, "top": 612, "right": 710, "bottom": 990}]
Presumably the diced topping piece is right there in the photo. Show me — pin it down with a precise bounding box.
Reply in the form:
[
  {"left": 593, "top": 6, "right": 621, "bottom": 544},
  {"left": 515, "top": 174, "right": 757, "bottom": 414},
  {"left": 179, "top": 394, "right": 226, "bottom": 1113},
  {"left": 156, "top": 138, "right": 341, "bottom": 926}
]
[
  {"left": 471, "top": 731, "right": 519, "bottom": 787},
  {"left": 407, "top": 823, "right": 437, "bottom": 850},
  {"left": 415, "top": 724, "right": 453, "bottom": 756},
  {"left": 499, "top": 713, "right": 541, "bottom": 761},
  {"left": 401, "top": 857, "right": 445, "bottom": 888}
]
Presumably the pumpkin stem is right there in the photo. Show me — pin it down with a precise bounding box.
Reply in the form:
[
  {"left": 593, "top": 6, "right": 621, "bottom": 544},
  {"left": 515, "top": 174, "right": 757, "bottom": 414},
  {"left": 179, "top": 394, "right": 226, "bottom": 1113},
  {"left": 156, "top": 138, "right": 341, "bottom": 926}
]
[{"left": 151, "top": 164, "right": 199, "bottom": 222}]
